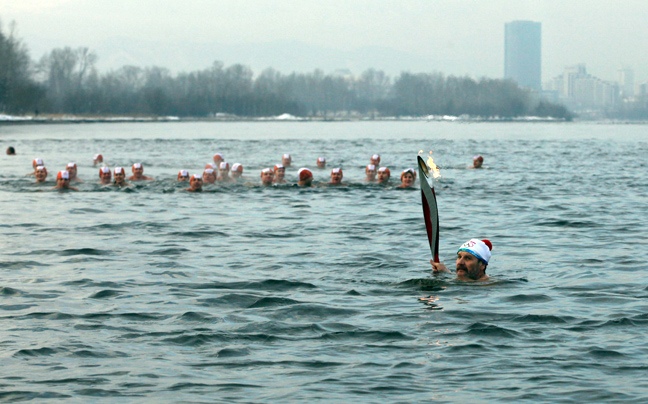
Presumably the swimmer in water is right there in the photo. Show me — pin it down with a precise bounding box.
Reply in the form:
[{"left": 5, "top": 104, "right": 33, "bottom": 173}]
[
  {"left": 282, "top": 154, "right": 292, "bottom": 167},
  {"left": 27, "top": 158, "right": 44, "bottom": 176},
  {"left": 470, "top": 155, "right": 484, "bottom": 169},
  {"left": 328, "top": 168, "right": 344, "bottom": 185},
  {"left": 66, "top": 163, "right": 83, "bottom": 182},
  {"left": 432, "top": 239, "right": 492, "bottom": 281},
  {"left": 177, "top": 170, "right": 190, "bottom": 182},
  {"left": 365, "top": 164, "right": 377, "bottom": 182},
  {"left": 129, "top": 163, "right": 154, "bottom": 181},
  {"left": 52, "top": 170, "right": 79, "bottom": 191},
  {"left": 34, "top": 165, "right": 48, "bottom": 183},
  {"left": 398, "top": 168, "right": 416, "bottom": 188},
  {"left": 213, "top": 153, "right": 224, "bottom": 166},
  {"left": 93, "top": 154, "right": 103, "bottom": 166},
  {"left": 297, "top": 168, "right": 313, "bottom": 187},
  {"left": 186, "top": 174, "right": 203, "bottom": 192},
  {"left": 273, "top": 164, "right": 286, "bottom": 184},
  {"left": 203, "top": 168, "right": 216, "bottom": 184},
  {"left": 218, "top": 162, "right": 232, "bottom": 182},
  {"left": 371, "top": 154, "right": 381, "bottom": 167},
  {"left": 316, "top": 157, "right": 326, "bottom": 169},
  {"left": 261, "top": 168, "right": 274, "bottom": 186},
  {"left": 377, "top": 167, "right": 390, "bottom": 185},
  {"left": 99, "top": 167, "right": 112, "bottom": 185},
  {"left": 113, "top": 167, "right": 131, "bottom": 187},
  {"left": 231, "top": 163, "right": 244, "bottom": 181},
  {"left": 6, "top": 147, "right": 16, "bottom": 155}
]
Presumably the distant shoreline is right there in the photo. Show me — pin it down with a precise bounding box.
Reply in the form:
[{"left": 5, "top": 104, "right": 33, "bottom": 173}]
[{"left": 0, "top": 114, "right": 585, "bottom": 125}]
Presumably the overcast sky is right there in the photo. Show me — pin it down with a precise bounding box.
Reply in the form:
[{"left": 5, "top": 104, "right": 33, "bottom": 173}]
[{"left": 1, "top": 0, "right": 647, "bottom": 83}]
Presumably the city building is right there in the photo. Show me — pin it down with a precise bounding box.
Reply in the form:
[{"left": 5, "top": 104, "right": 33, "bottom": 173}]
[
  {"left": 504, "top": 21, "right": 542, "bottom": 91},
  {"left": 544, "top": 64, "right": 618, "bottom": 110},
  {"left": 618, "top": 68, "right": 635, "bottom": 98}
]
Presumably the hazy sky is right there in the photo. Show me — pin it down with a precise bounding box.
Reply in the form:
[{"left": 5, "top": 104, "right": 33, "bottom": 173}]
[{"left": 1, "top": 0, "right": 646, "bottom": 83}]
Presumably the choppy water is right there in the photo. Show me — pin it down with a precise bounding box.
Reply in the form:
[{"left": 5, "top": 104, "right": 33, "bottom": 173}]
[{"left": 1, "top": 121, "right": 647, "bottom": 403}]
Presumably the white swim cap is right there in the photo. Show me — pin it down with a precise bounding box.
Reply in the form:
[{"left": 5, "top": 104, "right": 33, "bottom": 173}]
[{"left": 458, "top": 239, "right": 493, "bottom": 264}]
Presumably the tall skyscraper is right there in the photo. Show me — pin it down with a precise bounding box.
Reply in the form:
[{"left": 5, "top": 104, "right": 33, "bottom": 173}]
[{"left": 505, "top": 21, "right": 542, "bottom": 91}]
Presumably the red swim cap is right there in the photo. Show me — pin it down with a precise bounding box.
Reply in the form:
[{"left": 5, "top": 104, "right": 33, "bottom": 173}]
[
  {"left": 298, "top": 168, "right": 313, "bottom": 181},
  {"left": 378, "top": 167, "right": 390, "bottom": 176},
  {"left": 99, "top": 167, "right": 111, "bottom": 177}
]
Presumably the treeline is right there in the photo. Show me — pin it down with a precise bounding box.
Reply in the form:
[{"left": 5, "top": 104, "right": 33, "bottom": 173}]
[{"left": 1, "top": 21, "right": 572, "bottom": 119}]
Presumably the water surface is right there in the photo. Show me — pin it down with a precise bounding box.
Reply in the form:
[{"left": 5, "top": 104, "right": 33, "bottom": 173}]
[{"left": 1, "top": 121, "right": 647, "bottom": 403}]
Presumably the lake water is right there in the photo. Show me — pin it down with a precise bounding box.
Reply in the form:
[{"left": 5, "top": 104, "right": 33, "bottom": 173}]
[{"left": 1, "top": 121, "right": 647, "bottom": 403}]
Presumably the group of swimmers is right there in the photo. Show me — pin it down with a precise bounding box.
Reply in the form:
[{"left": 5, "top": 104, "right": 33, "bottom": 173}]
[
  {"left": 12, "top": 145, "right": 493, "bottom": 281},
  {"left": 21, "top": 152, "right": 476, "bottom": 192}
]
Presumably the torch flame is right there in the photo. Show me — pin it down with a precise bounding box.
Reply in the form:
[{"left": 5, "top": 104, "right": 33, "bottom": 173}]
[{"left": 418, "top": 150, "right": 441, "bottom": 178}]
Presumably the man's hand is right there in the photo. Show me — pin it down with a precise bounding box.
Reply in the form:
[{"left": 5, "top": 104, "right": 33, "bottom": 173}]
[{"left": 431, "top": 260, "right": 450, "bottom": 273}]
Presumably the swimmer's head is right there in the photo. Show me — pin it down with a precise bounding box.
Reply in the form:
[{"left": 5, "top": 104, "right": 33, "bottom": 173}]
[
  {"left": 400, "top": 168, "right": 416, "bottom": 187},
  {"left": 282, "top": 154, "right": 292, "bottom": 166},
  {"left": 6, "top": 147, "right": 15, "bottom": 155},
  {"left": 219, "top": 162, "right": 230, "bottom": 171},
  {"left": 261, "top": 168, "right": 274, "bottom": 185},
  {"left": 35, "top": 165, "right": 48, "bottom": 182},
  {"left": 473, "top": 155, "right": 484, "bottom": 168},
  {"left": 298, "top": 168, "right": 313, "bottom": 182},
  {"left": 203, "top": 168, "right": 216, "bottom": 183},
  {"left": 132, "top": 163, "right": 144, "bottom": 176},
  {"left": 274, "top": 164, "right": 285, "bottom": 178},
  {"left": 365, "top": 164, "right": 376, "bottom": 180},
  {"left": 93, "top": 154, "right": 103, "bottom": 163},
  {"left": 99, "top": 166, "right": 111, "bottom": 182},
  {"left": 114, "top": 167, "right": 126, "bottom": 182},
  {"left": 371, "top": 154, "right": 381, "bottom": 166},
  {"left": 33, "top": 158, "right": 44, "bottom": 168},
  {"left": 213, "top": 153, "right": 224, "bottom": 164},
  {"left": 189, "top": 174, "right": 203, "bottom": 190},
  {"left": 231, "top": 163, "right": 243, "bottom": 178},
  {"left": 178, "top": 170, "right": 190, "bottom": 181},
  {"left": 377, "top": 167, "right": 390, "bottom": 183},
  {"left": 317, "top": 157, "right": 326, "bottom": 168},
  {"left": 458, "top": 239, "right": 492, "bottom": 265},
  {"left": 56, "top": 171, "right": 70, "bottom": 187},
  {"left": 205, "top": 163, "right": 216, "bottom": 170},
  {"left": 66, "top": 163, "right": 77, "bottom": 176},
  {"left": 330, "top": 167, "right": 343, "bottom": 183},
  {"left": 57, "top": 170, "right": 70, "bottom": 181}
]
